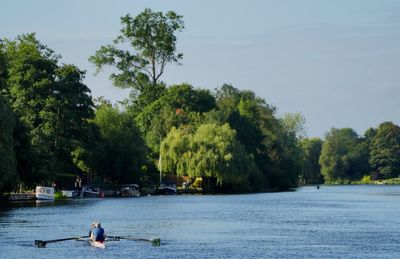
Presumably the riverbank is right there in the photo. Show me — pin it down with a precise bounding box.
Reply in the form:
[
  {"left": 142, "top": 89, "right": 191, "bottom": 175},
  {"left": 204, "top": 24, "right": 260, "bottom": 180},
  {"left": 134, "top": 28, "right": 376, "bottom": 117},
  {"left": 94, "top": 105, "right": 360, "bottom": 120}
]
[
  {"left": 0, "top": 192, "right": 36, "bottom": 201},
  {"left": 351, "top": 177, "right": 400, "bottom": 185}
]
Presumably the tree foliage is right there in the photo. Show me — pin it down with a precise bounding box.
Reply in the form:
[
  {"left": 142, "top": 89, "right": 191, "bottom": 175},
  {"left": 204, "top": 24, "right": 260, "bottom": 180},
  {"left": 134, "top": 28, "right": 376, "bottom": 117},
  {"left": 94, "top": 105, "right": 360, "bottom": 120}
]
[
  {"left": 281, "top": 112, "right": 307, "bottom": 140},
  {"left": 92, "top": 104, "right": 148, "bottom": 185},
  {"left": 89, "top": 8, "right": 184, "bottom": 95},
  {"left": 1, "top": 34, "right": 95, "bottom": 186},
  {"left": 0, "top": 95, "right": 17, "bottom": 192},
  {"left": 369, "top": 122, "right": 400, "bottom": 178},
  {"left": 214, "top": 84, "right": 300, "bottom": 190},
  {"left": 299, "top": 138, "right": 323, "bottom": 184},
  {"left": 161, "top": 124, "right": 260, "bottom": 191},
  {"left": 134, "top": 83, "right": 215, "bottom": 154},
  {"left": 319, "top": 128, "right": 369, "bottom": 183},
  {"left": 5, "top": 10, "right": 400, "bottom": 193}
]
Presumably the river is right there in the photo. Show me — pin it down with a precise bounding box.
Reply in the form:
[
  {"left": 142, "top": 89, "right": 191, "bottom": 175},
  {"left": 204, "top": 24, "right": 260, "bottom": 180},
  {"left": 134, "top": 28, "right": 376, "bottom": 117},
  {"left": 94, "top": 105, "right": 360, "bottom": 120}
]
[{"left": 1, "top": 185, "right": 400, "bottom": 258}]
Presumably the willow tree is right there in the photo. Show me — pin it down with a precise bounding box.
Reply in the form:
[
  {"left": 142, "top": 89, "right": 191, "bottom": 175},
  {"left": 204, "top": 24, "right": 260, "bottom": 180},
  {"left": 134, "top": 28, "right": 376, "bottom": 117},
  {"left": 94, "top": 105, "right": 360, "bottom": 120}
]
[
  {"left": 89, "top": 8, "right": 184, "bottom": 108},
  {"left": 161, "top": 124, "right": 261, "bottom": 192}
]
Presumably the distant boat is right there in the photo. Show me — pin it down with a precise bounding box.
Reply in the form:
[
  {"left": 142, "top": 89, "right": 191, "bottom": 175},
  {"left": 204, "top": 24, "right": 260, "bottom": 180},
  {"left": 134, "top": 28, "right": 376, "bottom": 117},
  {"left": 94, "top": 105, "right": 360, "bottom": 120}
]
[
  {"left": 157, "top": 145, "right": 177, "bottom": 195},
  {"left": 81, "top": 186, "right": 102, "bottom": 198},
  {"left": 35, "top": 186, "right": 55, "bottom": 200},
  {"left": 120, "top": 184, "right": 140, "bottom": 197},
  {"left": 155, "top": 181, "right": 177, "bottom": 195},
  {"left": 61, "top": 190, "right": 80, "bottom": 198}
]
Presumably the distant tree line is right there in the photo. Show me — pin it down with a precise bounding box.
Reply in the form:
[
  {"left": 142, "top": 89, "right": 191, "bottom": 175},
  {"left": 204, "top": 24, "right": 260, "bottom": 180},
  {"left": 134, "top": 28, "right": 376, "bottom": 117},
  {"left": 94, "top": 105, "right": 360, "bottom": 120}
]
[
  {"left": 1, "top": 9, "right": 399, "bottom": 194},
  {"left": 316, "top": 123, "right": 400, "bottom": 184}
]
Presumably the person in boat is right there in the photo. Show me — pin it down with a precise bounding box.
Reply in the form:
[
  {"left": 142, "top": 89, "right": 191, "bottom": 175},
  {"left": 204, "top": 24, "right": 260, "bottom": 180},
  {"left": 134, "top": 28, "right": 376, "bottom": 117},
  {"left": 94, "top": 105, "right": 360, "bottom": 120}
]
[
  {"left": 88, "top": 222, "right": 96, "bottom": 237},
  {"left": 90, "top": 222, "right": 105, "bottom": 242}
]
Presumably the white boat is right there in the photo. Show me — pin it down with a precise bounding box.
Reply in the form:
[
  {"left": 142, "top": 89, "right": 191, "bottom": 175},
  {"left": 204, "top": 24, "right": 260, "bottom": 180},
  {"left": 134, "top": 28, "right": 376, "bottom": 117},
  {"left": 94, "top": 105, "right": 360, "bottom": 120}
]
[
  {"left": 35, "top": 186, "right": 55, "bottom": 200},
  {"left": 61, "top": 190, "right": 80, "bottom": 198},
  {"left": 89, "top": 240, "right": 105, "bottom": 249}
]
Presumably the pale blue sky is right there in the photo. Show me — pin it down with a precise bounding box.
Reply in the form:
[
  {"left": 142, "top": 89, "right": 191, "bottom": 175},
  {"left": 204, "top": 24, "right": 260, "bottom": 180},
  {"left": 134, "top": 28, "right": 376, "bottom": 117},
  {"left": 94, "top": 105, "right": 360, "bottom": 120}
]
[{"left": 1, "top": 0, "right": 399, "bottom": 137}]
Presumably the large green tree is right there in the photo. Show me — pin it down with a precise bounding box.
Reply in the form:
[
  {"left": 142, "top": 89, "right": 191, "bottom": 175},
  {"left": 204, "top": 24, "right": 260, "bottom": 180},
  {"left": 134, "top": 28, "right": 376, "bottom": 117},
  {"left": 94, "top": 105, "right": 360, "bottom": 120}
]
[
  {"left": 89, "top": 8, "right": 184, "bottom": 108},
  {"left": 299, "top": 138, "right": 323, "bottom": 184},
  {"left": 369, "top": 122, "right": 400, "bottom": 178},
  {"left": 2, "top": 34, "right": 59, "bottom": 182},
  {"left": 135, "top": 83, "right": 215, "bottom": 154},
  {"left": 319, "top": 128, "right": 369, "bottom": 183},
  {"left": 49, "top": 65, "right": 95, "bottom": 179},
  {"left": 92, "top": 104, "right": 148, "bottom": 186},
  {"left": 214, "top": 84, "right": 300, "bottom": 190},
  {"left": 2, "top": 34, "right": 96, "bottom": 186},
  {"left": 161, "top": 124, "right": 261, "bottom": 192}
]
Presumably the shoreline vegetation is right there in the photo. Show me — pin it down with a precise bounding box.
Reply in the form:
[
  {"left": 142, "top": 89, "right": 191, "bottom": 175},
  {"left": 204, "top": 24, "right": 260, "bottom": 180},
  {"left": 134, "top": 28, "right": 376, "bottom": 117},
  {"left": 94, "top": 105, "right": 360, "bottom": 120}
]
[{"left": 1, "top": 9, "right": 400, "bottom": 197}]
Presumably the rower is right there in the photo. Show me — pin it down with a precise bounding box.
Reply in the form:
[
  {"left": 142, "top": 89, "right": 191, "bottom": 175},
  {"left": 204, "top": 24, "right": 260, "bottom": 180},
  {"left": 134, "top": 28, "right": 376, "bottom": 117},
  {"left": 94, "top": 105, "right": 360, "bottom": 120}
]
[
  {"left": 88, "top": 222, "right": 96, "bottom": 236},
  {"left": 90, "top": 222, "right": 105, "bottom": 242}
]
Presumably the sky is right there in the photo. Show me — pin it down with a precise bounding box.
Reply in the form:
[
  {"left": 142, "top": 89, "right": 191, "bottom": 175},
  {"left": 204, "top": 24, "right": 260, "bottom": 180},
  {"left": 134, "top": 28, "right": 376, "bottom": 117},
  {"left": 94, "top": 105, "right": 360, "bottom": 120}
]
[{"left": 1, "top": 0, "right": 399, "bottom": 137}]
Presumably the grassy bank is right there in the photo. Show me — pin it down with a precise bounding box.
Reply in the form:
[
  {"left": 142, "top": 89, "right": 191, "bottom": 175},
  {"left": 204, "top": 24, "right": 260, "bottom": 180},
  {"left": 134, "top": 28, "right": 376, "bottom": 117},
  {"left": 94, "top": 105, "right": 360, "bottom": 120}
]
[{"left": 351, "top": 176, "right": 400, "bottom": 185}]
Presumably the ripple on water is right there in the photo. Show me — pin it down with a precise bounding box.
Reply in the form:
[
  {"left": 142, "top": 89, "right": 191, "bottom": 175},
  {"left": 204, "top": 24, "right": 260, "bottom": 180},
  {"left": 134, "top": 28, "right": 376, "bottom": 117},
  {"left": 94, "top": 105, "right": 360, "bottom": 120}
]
[{"left": 1, "top": 185, "right": 400, "bottom": 258}]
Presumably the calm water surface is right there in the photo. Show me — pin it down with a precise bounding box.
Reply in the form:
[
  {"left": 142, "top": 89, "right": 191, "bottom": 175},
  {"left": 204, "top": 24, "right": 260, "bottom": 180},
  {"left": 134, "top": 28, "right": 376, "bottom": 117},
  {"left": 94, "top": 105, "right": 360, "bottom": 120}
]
[{"left": 1, "top": 185, "right": 400, "bottom": 258}]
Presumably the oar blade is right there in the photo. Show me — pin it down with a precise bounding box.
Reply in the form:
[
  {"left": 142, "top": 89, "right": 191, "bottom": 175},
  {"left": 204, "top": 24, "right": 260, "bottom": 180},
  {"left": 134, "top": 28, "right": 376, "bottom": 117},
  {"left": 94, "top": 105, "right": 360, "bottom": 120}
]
[
  {"left": 151, "top": 238, "right": 161, "bottom": 246},
  {"left": 34, "top": 240, "right": 47, "bottom": 248},
  {"left": 107, "top": 236, "right": 120, "bottom": 241}
]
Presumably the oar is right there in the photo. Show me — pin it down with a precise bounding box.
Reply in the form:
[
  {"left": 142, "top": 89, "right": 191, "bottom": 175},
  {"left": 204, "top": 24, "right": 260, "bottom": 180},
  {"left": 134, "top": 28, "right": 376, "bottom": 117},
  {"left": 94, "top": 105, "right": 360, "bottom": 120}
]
[
  {"left": 34, "top": 236, "right": 89, "bottom": 248},
  {"left": 107, "top": 236, "right": 161, "bottom": 246}
]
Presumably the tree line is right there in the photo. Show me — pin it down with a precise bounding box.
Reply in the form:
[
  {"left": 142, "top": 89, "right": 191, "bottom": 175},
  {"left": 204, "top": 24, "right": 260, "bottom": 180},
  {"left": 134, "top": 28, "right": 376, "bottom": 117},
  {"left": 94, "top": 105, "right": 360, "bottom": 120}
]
[
  {"left": 316, "top": 123, "right": 400, "bottom": 184},
  {"left": 1, "top": 9, "right": 399, "bottom": 193}
]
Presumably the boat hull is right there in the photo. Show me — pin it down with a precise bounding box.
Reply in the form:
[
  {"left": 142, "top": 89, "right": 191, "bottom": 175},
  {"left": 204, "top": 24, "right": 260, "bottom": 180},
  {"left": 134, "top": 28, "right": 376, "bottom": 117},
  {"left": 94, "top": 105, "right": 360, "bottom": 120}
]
[
  {"left": 89, "top": 240, "right": 105, "bottom": 249},
  {"left": 36, "top": 194, "right": 55, "bottom": 200},
  {"left": 154, "top": 186, "right": 177, "bottom": 195}
]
